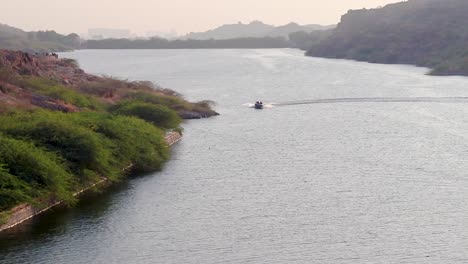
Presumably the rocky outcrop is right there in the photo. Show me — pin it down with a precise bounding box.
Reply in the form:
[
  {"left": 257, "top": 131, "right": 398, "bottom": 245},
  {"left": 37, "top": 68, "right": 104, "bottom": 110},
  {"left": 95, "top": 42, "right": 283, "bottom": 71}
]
[
  {"left": 0, "top": 49, "right": 219, "bottom": 118},
  {"left": 0, "top": 51, "right": 89, "bottom": 112},
  {"left": 0, "top": 50, "right": 104, "bottom": 86},
  {"left": 0, "top": 51, "right": 40, "bottom": 75}
]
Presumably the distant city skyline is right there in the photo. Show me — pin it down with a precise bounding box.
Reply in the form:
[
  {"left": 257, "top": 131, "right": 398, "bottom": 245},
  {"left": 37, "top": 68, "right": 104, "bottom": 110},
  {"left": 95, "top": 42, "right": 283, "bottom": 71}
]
[{"left": 2, "top": 0, "right": 402, "bottom": 35}]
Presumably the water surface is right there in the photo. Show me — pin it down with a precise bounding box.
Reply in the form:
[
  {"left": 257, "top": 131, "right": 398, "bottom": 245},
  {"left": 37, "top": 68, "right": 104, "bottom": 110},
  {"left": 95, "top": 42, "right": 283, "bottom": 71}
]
[{"left": 1, "top": 49, "right": 468, "bottom": 263}]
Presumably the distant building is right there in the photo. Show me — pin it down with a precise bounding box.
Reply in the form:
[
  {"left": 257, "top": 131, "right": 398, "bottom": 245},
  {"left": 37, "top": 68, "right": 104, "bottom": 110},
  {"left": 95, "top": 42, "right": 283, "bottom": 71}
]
[
  {"left": 88, "top": 28, "right": 131, "bottom": 39},
  {"left": 145, "top": 30, "right": 178, "bottom": 40}
]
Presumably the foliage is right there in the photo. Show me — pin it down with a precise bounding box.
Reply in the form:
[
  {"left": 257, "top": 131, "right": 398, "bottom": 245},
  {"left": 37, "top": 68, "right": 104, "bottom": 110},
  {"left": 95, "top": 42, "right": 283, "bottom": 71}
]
[
  {"left": 70, "top": 112, "right": 169, "bottom": 173},
  {"left": 0, "top": 134, "right": 75, "bottom": 208},
  {"left": 0, "top": 23, "right": 79, "bottom": 52},
  {"left": 125, "top": 92, "right": 217, "bottom": 117},
  {"left": 192, "top": 100, "right": 217, "bottom": 114},
  {"left": 305, "top": 0, "right": 468, "bottom": 76},
  {"left": 111, "top": 100, "right": 182, "bottom": 129},
  {"left": 0, "top": 164, "right": 34, "bottom": 211},
  {"left": 0, "top": 108, "right": 171, "bottom": 211},
  {"left": 126, "top": 91, "right": 189, "bottom": 110},
  {"left": 0, "top": 211, "right": 11, "bottom": 226},
  {"left": 0, "top": 111, "right": 120, "bottom": 181},
  {"left": 173, "top": 126, "right": 184, "bottom": 134},
  {"left": 0, "top": 49, "right": 218, "bottom": 213},
  {"left": 20, "top": 77, "right": 101, "bottom": 109}
]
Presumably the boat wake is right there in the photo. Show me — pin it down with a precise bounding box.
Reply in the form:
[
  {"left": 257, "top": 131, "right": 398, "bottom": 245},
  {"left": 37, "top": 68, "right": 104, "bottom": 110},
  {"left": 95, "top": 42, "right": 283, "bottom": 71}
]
[{"left": 272, "top": 97, "right": 468, "bottom": 106}]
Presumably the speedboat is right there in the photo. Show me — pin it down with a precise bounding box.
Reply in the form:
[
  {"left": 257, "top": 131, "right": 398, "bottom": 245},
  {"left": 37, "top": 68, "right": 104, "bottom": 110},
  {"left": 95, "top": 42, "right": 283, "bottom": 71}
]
[{"left": 254, "top": 101, "right": 264, "bottom": 109}]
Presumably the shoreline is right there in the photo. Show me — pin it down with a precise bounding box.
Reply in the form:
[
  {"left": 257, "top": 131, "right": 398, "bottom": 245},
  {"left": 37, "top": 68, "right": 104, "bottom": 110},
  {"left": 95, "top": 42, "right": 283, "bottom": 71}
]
[
  {"left": 0, "top": 131, "right": 182, "bottom": 232},
  {"left": 67, "top": 48, "right": 468, "bottom": 77}
]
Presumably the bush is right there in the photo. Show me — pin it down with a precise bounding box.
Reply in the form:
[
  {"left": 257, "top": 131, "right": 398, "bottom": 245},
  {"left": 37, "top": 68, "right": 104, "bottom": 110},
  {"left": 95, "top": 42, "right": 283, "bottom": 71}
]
[
  {"left": 0, "top": 111, "right": 121, "bottom": 181},
  {"left": 20, "top": 77, "right": 101, "bottom": 109},
  {"left": 111, "top": 100, "right": 181, "bottom": 129},
  {"left": 70, "top": 112, "right": 169, "bottom": 172},
  {"left": 0, "top": 109, "right": 170, "bottom": 185},
  {"left": 0, "top": 165, "right": 33, "bottom": 211},
  {"left": 126, "top": 91, "right": 190, "bottom": 111},
  {"left": 0, "top": 135, "right": 75, "bottom": 208}
]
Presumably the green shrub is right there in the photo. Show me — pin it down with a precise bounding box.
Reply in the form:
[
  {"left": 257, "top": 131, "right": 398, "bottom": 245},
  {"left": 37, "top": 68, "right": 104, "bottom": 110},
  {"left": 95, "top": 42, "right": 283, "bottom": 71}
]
[
  {"left": 20, "top": 77, "right": 101, "bottom": 109},
  {"left": 0, "top": 109, "right": 170, "bottom": 182},
  {"left": 70, "top": 112, "right": 169, "bottom": 172},
  {"left": 0, "top": 211, "right": 11, "bottom": 226},
  {"left": 0, "top": 165, "right": 33, "bottom": 211},
  {"left": 126, "top": 91, "right": 190, "bottom": 111},
  {"left": 0, "top": 135, "right": 75, "bottom": 207},
  {"left": 111, "top": 100, "right": 181, "bottom": 129},
  {"left": 0, "top": 111, "right": 121, "bottom": 181}
]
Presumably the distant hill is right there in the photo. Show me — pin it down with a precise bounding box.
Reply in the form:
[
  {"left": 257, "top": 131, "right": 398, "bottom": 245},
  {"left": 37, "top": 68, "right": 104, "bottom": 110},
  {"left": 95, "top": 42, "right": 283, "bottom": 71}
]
[
  {"left": 84, "top": 36, "right": 289, "bottom": 49},
  {"left": 288, "top": 30, "right": 334, "bottom": 50},
  {"left": 268, "top": 23, "right": 333, "bottom": 38},
  {"left": 84, "top": 21, "right": 332, "bottom": 49},
  {"left": 0, "top": 23, "right": 80, "bottom": 52},
  {"left": 305, "top": 0, "right": 468, "bottom": 76},
  {"left": 180, "top": 21, "right": 334, "bottom": 40}
]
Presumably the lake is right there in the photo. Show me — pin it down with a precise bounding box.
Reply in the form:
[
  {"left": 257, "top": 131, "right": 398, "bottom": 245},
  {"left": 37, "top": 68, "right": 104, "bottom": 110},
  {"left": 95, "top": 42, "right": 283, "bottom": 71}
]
[{"left": 1, "top": 49, "right": 468, "bottom": 263}]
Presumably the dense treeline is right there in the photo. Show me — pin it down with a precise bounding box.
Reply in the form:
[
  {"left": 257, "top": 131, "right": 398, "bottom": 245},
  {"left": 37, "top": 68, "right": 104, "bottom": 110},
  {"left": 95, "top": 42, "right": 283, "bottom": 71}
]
[
  {"left": 84, "top": 36, "right": 289, "bottom": 49},
  {"left": 0, "top": 23, "right": 80, "bottom": 52},
  {"left": 304, "top": 0, "right": 468, "bottom": 76}
]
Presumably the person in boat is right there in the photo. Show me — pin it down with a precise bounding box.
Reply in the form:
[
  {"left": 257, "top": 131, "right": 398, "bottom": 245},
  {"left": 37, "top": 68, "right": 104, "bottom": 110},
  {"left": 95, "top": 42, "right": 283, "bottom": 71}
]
[{"left": 254, "top": 101, "right": 263, "bottom": 109}]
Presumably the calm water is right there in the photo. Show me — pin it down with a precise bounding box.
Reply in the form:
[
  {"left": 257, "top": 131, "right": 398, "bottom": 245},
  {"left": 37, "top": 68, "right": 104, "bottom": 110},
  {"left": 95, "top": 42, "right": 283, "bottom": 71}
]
[{"left": 2, "top": 49, "right": 468, "bottom": 263}]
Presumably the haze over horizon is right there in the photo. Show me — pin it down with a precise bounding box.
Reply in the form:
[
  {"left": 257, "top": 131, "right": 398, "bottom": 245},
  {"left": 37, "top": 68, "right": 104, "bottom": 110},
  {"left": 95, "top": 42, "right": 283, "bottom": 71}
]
[{"left": 2, "top": 0, "right": 402, "bottom": 36}]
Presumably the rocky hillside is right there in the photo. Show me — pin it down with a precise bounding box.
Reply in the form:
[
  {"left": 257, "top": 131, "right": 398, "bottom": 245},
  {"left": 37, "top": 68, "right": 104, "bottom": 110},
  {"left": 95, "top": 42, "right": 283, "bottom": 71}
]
[
  {"left": 305, "top": 0, "right": 468, "bottom": 76},
  {"left": 0, "top": 50, "right": 218, "bottom": 118}
]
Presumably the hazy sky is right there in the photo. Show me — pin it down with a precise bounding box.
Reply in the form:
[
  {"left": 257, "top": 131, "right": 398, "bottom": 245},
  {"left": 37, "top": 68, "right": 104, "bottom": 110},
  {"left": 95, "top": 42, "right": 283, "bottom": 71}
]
[{"left": 2, "top": 0, "right": 402, "bottom": 35}]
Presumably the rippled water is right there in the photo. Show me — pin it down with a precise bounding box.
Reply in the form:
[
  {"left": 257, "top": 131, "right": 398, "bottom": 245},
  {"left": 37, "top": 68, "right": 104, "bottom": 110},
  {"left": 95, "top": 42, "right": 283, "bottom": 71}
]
[{"left": 2, "top": 49, "right": 468, "bottom": 263}]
